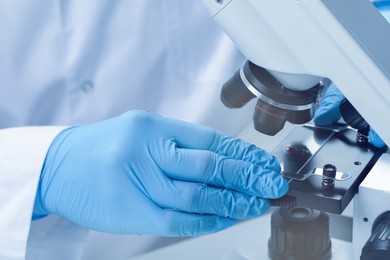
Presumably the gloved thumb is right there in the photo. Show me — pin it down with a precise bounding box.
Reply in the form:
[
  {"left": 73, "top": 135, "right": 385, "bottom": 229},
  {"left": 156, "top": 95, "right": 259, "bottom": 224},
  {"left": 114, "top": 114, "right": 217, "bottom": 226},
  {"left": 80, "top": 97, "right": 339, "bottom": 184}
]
[
  {"left": 369, "top": 129, "right": 386, "bottom": 148},
  {"left": 313, "top": 84, "right": 344, "bottom": 127}
]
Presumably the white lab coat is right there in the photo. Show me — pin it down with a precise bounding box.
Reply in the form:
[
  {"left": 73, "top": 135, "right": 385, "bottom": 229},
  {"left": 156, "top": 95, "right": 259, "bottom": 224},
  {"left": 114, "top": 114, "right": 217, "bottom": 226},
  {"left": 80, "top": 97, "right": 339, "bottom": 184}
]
[{"left": 0, "top": 1, "right": 254, "bottom": 259}]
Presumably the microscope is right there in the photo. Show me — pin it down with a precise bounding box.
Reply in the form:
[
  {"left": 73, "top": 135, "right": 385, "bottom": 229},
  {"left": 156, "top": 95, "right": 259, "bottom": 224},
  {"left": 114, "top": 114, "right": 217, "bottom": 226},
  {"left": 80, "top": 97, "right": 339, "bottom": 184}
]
[{"left": 201, "top": 0, "right": 390, "bottom": 259}]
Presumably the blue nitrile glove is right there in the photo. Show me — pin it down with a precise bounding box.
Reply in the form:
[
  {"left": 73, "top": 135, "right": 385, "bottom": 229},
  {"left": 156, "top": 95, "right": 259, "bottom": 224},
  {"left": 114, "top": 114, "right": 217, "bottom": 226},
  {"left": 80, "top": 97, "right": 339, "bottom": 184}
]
[
  {"left": 313, "top": 83, "right": 344, "bottom": 127},
  {"left": 369, "top": 129, "right": 386, "bottom": 148},
  {"left": 33, "top": 111, "right": 288, "bottom": 236},
  {"left": 372, "top": 0, "right": 390, "bottom": 21},
  {"left": 314, "top": 85, "right": 386, "bottom": 148}
]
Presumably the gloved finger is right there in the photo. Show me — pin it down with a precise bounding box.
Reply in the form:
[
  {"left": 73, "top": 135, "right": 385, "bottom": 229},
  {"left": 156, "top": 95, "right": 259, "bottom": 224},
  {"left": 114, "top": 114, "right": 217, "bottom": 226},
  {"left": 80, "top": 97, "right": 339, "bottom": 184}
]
[
  {"left": 313, "top": 84, "right": 344, "bottom": 127},
  {"left": 161, "top": 117, "right": 279, "bottom": 169},
  {"left": 156, "top": 141, "right": 288, "bottom": 198},
  {"left": 369, "top": 129, "right": 386, "bottom": 148},
  {"left": 153, "top": 180, "right": 270, "bottom": 219},
  {"left": 159, "top": 210, "right": 237, "bottom": 236},
  {"left": 373, "top": 1, "right": 390, "bottom": 22}
]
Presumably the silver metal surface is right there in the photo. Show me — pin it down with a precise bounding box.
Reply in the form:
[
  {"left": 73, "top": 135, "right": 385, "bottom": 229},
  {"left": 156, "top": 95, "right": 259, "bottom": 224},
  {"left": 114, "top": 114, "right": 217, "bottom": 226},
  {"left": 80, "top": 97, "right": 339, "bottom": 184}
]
[
  {"left": 239, "top": 65, "right": 262, "bottom": 97},
  {"left": 272, "top": 125, "right": 334, "bottom": 180},
  {"left": 239, "top": 65, "right": 314, "bottom": 111},
  {"left": 312, "top": 167, "right": 352, "bottom": 181}
]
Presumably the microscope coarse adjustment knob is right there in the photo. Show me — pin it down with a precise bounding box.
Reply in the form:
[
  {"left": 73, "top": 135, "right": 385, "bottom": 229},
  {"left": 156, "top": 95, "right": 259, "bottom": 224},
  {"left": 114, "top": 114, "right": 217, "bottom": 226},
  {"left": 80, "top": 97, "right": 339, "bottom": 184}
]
[
  {"left": 361, "top": 211, "right": 390, "bottom": 260},
  {"left": 340, "top": 98, "right": 370, "bottom": 145},
  {"left": 268, "top": 206, "right": 331, "bottom": 260}
]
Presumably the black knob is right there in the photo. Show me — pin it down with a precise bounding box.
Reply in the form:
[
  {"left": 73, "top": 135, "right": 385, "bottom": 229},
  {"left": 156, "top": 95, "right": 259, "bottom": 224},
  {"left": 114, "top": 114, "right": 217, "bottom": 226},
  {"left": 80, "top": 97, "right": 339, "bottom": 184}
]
[
  {"left": 340, "top": 98, "right": 370, "bottom": 131},
  {"left": 268, "top": 206, "right": 332, "bottom": 260},
  {"left": 361, "top": 211, "right": 390, "bottom": 260},
  {"left": 340, "top": 98, "right": 371, "bottom": 145},
  {"left": 322, "top": 164, "right": 337, "bottom": 188}
]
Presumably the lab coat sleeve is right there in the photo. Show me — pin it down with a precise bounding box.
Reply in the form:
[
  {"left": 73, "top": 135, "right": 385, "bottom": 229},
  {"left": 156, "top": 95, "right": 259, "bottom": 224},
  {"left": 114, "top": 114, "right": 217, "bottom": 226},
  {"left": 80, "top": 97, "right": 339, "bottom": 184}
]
[{"left": 0, "top": 126, "right": 66, "bottom": 260}]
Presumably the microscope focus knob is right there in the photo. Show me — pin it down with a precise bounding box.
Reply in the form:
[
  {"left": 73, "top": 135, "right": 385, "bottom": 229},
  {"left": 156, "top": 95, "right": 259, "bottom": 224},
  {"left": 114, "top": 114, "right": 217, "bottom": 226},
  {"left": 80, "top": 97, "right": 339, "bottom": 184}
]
[
  {"left": 340, "top": 98, "right": 369, "bottom": 130},
  {"left": 361, "top": 211, "right": 390, "bottom": 260},
  {"left": 340, "top": 98, "right": 371, "bottom": 145},
  {"left": 268, "top": 206, "right": 331, "bottom": 260}
]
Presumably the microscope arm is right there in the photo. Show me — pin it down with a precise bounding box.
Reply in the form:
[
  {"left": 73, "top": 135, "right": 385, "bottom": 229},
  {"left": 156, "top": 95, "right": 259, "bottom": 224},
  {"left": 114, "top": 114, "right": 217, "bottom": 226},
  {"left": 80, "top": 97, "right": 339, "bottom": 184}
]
[{"left": 201, "top": 0, "right": 390, "bottom": 143}]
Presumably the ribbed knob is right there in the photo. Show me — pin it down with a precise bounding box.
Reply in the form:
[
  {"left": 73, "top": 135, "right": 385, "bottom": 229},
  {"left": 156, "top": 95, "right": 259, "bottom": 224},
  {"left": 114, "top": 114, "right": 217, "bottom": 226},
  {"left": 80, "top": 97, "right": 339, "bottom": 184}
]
[
  {"left": 361, "top": 211, "right": 390, "bottom": 260},
  {"left": 268, "top": 206, "right": 331, "bottom": 260},
  {"left": 340, "top": 98, "right": 369, "bottom": 130},
  {"left": 340, "top": 98, "right": 371, "bottom": 145}
]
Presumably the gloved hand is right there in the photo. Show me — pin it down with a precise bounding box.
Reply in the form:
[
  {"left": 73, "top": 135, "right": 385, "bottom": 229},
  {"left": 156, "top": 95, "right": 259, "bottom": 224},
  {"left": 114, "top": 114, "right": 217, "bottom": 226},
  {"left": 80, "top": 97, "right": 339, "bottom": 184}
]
[
  {"left": 33, "top": 111, "right": 288, "bottom": 236},
  {"left": 313, "top": 83, "right": 344, "bottom": 127},
  {"left": 314, "top": 84, "right": 386, "bottom": 148}
]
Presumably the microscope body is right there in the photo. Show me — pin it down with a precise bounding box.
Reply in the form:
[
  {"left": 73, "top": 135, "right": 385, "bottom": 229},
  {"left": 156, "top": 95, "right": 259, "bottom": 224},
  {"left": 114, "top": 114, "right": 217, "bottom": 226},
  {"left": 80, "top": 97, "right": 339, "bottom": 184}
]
[
  {"left": 201, "top": 0, "right": 390, "bottom": 258},
  {"left": 201, "top": 0, "right": 390, "bottom": 144}
]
